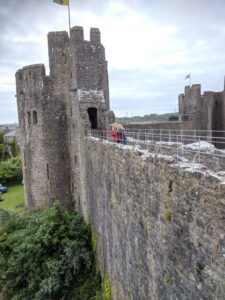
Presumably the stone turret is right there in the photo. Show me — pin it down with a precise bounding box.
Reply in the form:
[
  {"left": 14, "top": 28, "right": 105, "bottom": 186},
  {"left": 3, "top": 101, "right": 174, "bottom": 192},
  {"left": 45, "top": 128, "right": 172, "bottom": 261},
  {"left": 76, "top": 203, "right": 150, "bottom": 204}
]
[
  {"left": 179, "top": 83, "right": 224, "bottom": 131},
  {"left": 16, "top": 26, "right": 114, "bottom": 210},
  {"left": 16, "top": 63, "right": 71, "bottom": 209}
]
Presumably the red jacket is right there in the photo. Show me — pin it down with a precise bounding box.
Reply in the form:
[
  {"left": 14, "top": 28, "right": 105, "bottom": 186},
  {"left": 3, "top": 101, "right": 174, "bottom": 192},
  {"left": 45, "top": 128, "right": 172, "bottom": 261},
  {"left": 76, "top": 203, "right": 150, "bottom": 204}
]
[{"left": 111, "top": 130, "right": 121, "bottom": 142}]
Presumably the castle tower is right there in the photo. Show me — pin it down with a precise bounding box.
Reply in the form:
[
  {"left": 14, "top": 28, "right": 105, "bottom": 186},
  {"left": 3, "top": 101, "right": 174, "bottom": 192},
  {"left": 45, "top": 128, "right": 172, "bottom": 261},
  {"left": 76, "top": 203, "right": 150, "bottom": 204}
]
[
  {"left": 179, "top": 84, "right": 202, "bottom": 129},
  {"left": 16, "top": 64, "right": 71, "bottom": 209},
  {"left": 67, "top": 26, "right": 115, "bottom": 216},
  {"left": 16, "top": 26, "right": 114, "bottom": 210},
  {"left": 70, "top": 26, "right": 113, "bottom": 130}
]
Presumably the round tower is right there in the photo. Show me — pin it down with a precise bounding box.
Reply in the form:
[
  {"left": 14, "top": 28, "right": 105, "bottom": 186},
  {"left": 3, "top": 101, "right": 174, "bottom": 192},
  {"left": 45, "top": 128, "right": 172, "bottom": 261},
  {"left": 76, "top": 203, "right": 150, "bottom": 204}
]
[{"left": 16, "top": 63, "right": 71, "bottom": 209}]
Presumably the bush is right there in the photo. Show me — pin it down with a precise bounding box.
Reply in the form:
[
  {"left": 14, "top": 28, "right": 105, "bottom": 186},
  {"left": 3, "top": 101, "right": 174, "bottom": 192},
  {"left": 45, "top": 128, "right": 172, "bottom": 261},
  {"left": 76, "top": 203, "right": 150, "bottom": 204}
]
[
  {"left": 0, "top": 208, "right": 16, "bottom": 229},
  {"left": 0, "top": 206, "right": 101, "bottom": 299},
  {"left": 0, "top": 156, "right": 22, "bottom": 183},
  {"left": 169, "top": 115, "right": 179, "bottom": 121}
]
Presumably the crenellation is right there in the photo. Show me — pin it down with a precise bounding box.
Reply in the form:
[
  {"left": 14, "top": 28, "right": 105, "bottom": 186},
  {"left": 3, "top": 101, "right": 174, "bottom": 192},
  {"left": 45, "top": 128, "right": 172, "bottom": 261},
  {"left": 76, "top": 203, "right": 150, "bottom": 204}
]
[
  {"left": 48, "top": 31, "right": 69, "bottom": 80},
  {"left": 70, "top": 26, "right": 84, "bottom": 42},
  {"left": 90, "top": 27, "right": 101, "bottom": 44},
  {"left": 191, "top": 83, "right": 201, "bottom": 94}
]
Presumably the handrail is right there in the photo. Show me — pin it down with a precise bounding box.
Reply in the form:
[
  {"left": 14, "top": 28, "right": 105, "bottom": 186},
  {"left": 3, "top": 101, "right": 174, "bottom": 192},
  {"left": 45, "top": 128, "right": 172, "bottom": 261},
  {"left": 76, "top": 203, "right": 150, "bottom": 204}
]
[{"left": 86, "top": 129, "right": 225, "bottom": 171}]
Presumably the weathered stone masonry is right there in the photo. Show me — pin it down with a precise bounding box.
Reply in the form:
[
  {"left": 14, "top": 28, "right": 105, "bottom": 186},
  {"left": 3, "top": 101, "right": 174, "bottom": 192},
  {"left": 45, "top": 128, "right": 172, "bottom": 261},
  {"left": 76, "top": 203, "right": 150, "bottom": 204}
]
[
  {"left": 84, "top": 138, "right": 225, "bottom": 300},
  {"left": 16, "top": 27, "right": 114, "bottom": 209},
  {"left": 16, "top": 25, "right": 225, "bottom": 299}
]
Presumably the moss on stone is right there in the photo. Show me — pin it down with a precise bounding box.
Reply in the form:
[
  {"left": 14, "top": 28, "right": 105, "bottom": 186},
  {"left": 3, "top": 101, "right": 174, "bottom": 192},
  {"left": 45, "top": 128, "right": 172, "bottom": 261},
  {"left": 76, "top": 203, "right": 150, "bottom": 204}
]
[
  {"left": 164, "top": 274, "right": 173, "bottom": 285},
  {"left": 144, "top": 227, "right": 148, "bottom": 237},
  {"left": 90, "top": 222, "right": 98, "bottom": 253},
  {"left": 164, "top": 209, "right": 172, "bottom": 222},
  {"left": 104, "top": 273, "right": 112, "bottom": 300}
]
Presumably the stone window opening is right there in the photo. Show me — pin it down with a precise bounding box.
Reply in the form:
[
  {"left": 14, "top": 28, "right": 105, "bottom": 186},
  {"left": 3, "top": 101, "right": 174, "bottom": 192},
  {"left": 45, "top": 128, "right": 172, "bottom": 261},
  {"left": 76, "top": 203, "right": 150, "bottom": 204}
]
[
  {"left": 75, "top": 156, "right": 77, "bottom": 163},
  {"left": 27, "top": 111, "right": 31, "bottom": 124},
  {"left": 47, "top": 164, "right": 49, "bottom": 180},
  {"left": 215, "top": 101, "right": 218, "bottom": 110},
  {"left": 33, "top": 111, "right": 37, "bottom": 124},
  {"left": 87, "top": 107, "right": 98, "bottom": 129},
  {"left": 168, "top": 180, "right": 173, "bottom": 193}
]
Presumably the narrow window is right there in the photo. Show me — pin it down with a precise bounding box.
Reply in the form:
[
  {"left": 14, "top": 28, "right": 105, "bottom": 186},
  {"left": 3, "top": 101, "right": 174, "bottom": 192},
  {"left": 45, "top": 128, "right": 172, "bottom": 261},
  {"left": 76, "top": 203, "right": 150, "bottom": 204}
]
[
  {"left": 215, "top": 101, "right": 218, "bottom": 110},
  {"left": 47, "top": 164, "right": 49, "bottom": 180},
  {"left": 27, "top": 111, "right": 31, "bottom": 124},
  {"left": 33, "top": 111, "right": 37, "bottom": 124},
  {"left": 71, "top": 107, "right": 72, "bottom": 116},
  {"left": 75, "top": 156, "right": 77, "bottom": 163}
]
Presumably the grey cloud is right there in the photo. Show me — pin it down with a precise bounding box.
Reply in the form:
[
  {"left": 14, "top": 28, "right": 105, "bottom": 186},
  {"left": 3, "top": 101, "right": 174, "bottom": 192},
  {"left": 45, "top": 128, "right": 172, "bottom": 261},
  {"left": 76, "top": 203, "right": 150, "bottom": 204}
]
[
  {"left": 0, "top": 91, "right": 17, "bottom": 124},
  {"left": 1, "top": 0, "right": 225, "bottom": 122}
]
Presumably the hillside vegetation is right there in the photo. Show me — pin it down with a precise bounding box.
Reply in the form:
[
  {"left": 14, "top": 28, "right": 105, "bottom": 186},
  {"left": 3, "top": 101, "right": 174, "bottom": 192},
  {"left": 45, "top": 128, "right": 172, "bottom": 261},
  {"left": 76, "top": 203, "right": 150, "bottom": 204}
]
[
  {"left": 0, "top": 131, "right": 22, "bottom": 184},
  {"left": 0, "top": 206, "right": 103, "bottom": 300},
  {"left": 116, "top": 112, "right": 179, "bottom": 123}
]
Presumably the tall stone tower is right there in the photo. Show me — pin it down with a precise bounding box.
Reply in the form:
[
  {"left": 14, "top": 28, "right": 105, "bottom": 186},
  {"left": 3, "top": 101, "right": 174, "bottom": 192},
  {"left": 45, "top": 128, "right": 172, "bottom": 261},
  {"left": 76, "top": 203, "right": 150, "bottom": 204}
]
[
  {"left": 178, "top": 84, "right": 224, "bottom": 132},
  {"left": 16, "top": 26, "right": 114, "bottom": 210}
]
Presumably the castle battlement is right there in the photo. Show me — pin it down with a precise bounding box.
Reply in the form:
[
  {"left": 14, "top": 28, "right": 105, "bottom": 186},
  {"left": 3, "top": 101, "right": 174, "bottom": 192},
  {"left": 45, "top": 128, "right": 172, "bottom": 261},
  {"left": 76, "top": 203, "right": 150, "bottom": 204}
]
[
  {"left": 70, "top": 26, "right": 101, "bottom": 44},
  {"left": 179, "top": 81, "right": 225, "bottom": 132},
  {"left": 16, "top": 26, "right": 114, "bottom": 210}
]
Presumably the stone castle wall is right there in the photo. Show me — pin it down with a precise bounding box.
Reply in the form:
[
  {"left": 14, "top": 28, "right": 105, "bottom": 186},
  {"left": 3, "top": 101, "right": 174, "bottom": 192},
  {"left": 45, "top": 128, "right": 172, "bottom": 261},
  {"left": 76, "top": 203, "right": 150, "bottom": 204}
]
[
  {"left": 16, "top": 25, "right": 225, "bottom": 300},
  {"left": 16, "top": 26, "right": 113, "bottom": 209},
  {"left": 83, "top": 137, "right": 225, "bottom": 300}
]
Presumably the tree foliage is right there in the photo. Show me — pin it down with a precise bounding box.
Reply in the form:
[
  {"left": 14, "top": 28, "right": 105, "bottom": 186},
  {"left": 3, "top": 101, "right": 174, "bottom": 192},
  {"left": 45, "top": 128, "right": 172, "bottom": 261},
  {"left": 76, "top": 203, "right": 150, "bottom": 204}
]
[
  {"left": 0, "top": 206, "right": 101, "bottom": 300},
  {"left": 116, "top": 112, "right": 179, "bottom": 123},
  {"left": 0, "top": 156, "right": 22, "bottom": 183},
  {"left": 0, "top": 132, "right": 6, "bottom": 160}
]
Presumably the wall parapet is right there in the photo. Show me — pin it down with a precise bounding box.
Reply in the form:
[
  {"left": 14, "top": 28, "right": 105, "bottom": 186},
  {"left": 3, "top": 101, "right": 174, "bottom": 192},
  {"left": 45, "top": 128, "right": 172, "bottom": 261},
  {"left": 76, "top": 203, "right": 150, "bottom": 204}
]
[{"left": 84, "top": 137, "right": 225, "bottom": 300}]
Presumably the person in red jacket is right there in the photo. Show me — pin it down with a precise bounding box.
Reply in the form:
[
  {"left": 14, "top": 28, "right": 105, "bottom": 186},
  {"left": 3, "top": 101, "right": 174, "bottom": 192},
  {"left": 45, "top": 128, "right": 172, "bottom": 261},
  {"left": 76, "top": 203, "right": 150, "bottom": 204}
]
[{"left": 111, "top": 123, "right": 121, "bottom": 143}]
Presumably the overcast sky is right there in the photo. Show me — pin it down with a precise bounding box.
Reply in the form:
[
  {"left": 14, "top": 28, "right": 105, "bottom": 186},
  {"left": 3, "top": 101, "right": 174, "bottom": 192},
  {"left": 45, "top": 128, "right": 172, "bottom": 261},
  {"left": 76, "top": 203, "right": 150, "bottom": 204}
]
[{"left": 1, "top": 0, "right": 225, "bottom": 123}]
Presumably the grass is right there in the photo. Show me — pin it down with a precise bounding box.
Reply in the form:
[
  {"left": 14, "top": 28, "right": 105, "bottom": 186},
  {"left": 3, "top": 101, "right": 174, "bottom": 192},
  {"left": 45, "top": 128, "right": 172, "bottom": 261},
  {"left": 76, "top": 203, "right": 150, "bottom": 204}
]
[{"left": 0, "top": 184, "right": 24, "bottom": 213}]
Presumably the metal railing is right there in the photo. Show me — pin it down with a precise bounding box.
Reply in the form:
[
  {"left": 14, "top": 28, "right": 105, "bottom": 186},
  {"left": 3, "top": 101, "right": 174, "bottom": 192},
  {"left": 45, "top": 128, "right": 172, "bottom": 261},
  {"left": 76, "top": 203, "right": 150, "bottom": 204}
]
[{"left": 86, "top": 129, "right": 225, "bottom": 172}]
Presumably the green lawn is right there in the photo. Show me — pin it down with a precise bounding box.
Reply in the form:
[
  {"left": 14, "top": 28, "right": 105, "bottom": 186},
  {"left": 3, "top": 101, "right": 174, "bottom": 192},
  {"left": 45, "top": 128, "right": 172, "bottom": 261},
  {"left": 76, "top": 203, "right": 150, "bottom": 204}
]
[{"left": 0, "top": 184, "right": 24, "bottom": 213}]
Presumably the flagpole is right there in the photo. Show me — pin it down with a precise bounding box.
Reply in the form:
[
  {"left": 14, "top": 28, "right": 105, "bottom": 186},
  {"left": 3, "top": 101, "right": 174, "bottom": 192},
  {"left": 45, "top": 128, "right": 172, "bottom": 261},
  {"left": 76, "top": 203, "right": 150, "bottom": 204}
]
[
  {"left": 189, "top": 74, "right": 191, "bottom": 86},
  {"left": 68, "top": 0, "right": 71, "bottom": 35}
]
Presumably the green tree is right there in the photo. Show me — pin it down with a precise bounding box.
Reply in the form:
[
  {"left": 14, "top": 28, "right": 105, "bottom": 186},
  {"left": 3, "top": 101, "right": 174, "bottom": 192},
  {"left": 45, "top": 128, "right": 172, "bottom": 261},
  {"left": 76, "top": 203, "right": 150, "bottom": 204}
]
[
  {"left": 0, "top": 132, "right": 4, "bottom": 144},
  {"left": 0, "top": 206, "right": 102, "bottom": 300},
  {"left": 0, "top": 132, "right": 5, "bottom": 160},
  {"left": 0, "top": 156, "right": 22, "bottom": 183}
]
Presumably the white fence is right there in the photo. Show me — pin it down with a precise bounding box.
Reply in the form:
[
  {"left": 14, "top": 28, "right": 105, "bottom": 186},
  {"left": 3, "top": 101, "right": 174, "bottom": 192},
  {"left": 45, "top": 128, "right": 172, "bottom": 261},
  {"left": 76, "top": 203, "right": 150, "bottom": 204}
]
[{"left": 87, "top": 129, "right": 225, "bottom": 170}]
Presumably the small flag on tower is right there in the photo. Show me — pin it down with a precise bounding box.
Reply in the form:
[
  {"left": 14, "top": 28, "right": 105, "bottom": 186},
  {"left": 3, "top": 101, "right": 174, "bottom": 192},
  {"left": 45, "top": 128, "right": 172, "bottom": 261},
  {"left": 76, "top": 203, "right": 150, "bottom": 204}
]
[
  {"left": 53, "top": 0, "right": 69, "bottom": 5},
  {"left": 52, "top": 0, "right": 71, "bottom": 33},
  {"left": 185, "top": 73, "right": 190, "bottom": 80}
]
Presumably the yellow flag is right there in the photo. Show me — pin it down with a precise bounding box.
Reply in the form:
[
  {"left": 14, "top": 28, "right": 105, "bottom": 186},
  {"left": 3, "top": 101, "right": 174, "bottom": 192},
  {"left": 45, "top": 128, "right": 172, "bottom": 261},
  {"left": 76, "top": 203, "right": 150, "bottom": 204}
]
[{"left": 53, "top": 0, "right": 69, "bottom": 5}]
